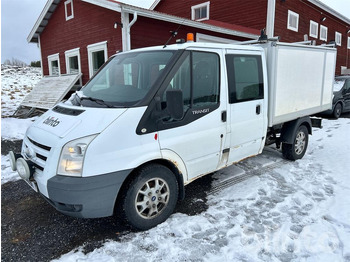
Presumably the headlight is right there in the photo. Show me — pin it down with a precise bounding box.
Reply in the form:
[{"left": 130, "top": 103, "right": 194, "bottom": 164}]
[{"left": 58, "top": 134, "right": 97, "bottom": 177}]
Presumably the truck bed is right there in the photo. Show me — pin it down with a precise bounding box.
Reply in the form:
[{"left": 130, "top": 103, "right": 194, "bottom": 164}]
[{"left": 259, "top": 42, "right": 337, "bottom": 127}]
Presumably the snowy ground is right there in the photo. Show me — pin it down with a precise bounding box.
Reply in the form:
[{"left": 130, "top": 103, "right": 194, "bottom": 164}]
[
  {"left": 1, "top": 65, "right": 40, "bottom": 183},
  {"left": 2, "top": 116, "right": 349, "bottom": 261},
  {"left": 51, "top": 118, "right": 350, "bottom": 262},
  {"left": 1, "top": 66, "right": 350, "bottom": 261},
  {"left": 1, "top": 65, "right": 42, "bottom": 117}
]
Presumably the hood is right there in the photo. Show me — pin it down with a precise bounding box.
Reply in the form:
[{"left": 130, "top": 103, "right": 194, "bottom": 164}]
[{"left": 31, "top": 104, "right": 127, "bottom": 139}]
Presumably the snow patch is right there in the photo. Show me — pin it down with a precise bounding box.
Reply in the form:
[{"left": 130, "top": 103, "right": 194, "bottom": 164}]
[{"left": 1, "top": 65, "right": 42, "bottom": 117}]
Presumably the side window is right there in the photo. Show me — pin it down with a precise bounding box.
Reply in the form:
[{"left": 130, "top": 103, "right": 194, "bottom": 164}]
[
  {"left": 226, "top": 55, "right": 263, "bottom": 103},
  {"left": 192, "top": 52, "right": 220, "bottom": 107},
  {"left": 162, "top": 51, "right": 220, "bottom": 117},
  {"left": 164, "top": 55, "right": 191, "bottom": 111}
]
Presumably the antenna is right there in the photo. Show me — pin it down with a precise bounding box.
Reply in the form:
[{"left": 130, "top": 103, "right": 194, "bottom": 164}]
[
  {"left": 163, "top": 20, "right": 185, "bottom": 48},
  {"left": 258, "top": 28, "right": 268, "bottom": 42}
]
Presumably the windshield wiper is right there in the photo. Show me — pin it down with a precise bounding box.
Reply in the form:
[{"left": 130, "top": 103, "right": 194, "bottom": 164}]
[{"left": 79, "top": 96, "right": 116, "bottom": 108}]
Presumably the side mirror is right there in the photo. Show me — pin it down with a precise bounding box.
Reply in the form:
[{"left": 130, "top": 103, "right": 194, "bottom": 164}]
[{"left": 166, "top": 90, "right": 184, "bottom": 120}]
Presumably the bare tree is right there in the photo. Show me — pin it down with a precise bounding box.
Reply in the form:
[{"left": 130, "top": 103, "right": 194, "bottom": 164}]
[{"left": 3, "top": 58, "right": 27, "bottom": 67}]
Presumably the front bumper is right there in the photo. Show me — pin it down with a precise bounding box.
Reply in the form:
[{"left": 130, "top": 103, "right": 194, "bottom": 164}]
[{"left": 46, "top": 170, "right": 132, "bottom": 218}]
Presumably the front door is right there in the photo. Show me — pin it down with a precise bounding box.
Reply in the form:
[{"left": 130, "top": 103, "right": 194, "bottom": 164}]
[
  {"left": 225, "top": 50, "right": 267, "bottom": 164},
  {"left": 158, "top": 50, "right": 227, "bottom": 181}
]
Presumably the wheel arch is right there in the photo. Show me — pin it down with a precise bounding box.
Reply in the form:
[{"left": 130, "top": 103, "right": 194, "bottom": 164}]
[
  {"left": 280, "top": 116, "right": 312, "bottom": 145},
  {"left": 113, "top": 158, "right": 186, "bottom": 215}
]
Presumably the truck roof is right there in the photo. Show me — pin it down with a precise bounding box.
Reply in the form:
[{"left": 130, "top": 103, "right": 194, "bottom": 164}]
[{"left": 125, "top": 41, "right": 264, "bottom": 53}]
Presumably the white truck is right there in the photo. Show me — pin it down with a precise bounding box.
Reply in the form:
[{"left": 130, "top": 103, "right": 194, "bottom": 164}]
[{"left": 10, "top": 38, "right": 336, "bottom": 230}]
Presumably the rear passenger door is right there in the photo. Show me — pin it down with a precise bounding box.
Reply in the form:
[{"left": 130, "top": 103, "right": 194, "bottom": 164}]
[{"left": 225, "top": 50, "right": 267, "bottom": 164}]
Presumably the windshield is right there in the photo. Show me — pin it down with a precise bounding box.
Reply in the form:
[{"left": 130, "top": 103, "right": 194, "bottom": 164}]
[
  {"left": 333, "top": 80, "right": 345, "bottom": 92},
  {"left": 81, "top": 51, "right": 175, "bottom": 107}
]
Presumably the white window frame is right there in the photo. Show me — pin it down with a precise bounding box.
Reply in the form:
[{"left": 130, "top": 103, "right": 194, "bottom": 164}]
[
  {"left": 191, "top": 1, "right": 210, "bottom": 21},
  {"left": 309, "top": 20, "right": 318, "bottom": 38},
  {"left": 87, "top": 41, "right": 108, "bottom": 78},
  {"left": 320, "top": 25, "right": 328, "bottom": 41},
  {"left": 47, "top": 53, "right": 60, "bottom": 76},
  {"left": 348, "top": 36, "right": 350, "bottom": 49},
  {"left": 65, "top": 48, "right": 81, "bottom": 74},
  {"left": 65, "top": 0, "right": 74, "bottom": 21},
  {"left": 335, "top": 32, "right": 342, "bottom": 46},
  {"left": 287, "top": 10, "right": 299, "bottom": 32}
]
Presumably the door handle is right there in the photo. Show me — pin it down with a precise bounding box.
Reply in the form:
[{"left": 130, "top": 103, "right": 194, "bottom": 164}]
[
  {"left": 256, "top": 105, "right": 261, "bottom": 115},
  {"left": 221, "top": 111, "right": 227, "bottom": 122}
]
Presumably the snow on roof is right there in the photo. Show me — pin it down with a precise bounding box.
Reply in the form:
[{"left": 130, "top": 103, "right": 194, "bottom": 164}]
[
  {"left": 308, "top": 0, "right": 350, "bottom": 24},
  {"left": 109, "top": 0, "right": 161, "bottom": 10}
]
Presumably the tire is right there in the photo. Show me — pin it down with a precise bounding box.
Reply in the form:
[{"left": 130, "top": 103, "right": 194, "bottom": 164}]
[
  {"left": 121, "top": 164, "right": 178, "bottom": 230},
  {"left": 333, "top": 103, "right": 342, "bottom": 119},
  {"left": 282, "top": 125, "right": 309, "bottom": 161}
]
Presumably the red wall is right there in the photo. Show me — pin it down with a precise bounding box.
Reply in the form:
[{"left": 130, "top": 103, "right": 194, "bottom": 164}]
[
  {"left": 130, "top": 16, "right": 251, "bottom": 50},
  {"left": 155, "top": 0, "right": 268, "bottom": 31},
  {"left": 40, "top": 1, "right": 123, "bottom": 84}
]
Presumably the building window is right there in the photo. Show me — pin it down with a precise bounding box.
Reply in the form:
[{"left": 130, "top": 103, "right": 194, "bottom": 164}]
[
  {"left": 87, "top": 41, "right": 108, "bottom": 78},
  {"left": 335, "top": 32, "right": 342, "bottom": 46},
  {"left": 65, "top": 48, "right": 81, "bottom": 74},
  {"left": 287, "top": 10, "right": 299, "bottom": 32},
  {"left": 309, "top": 20, "right": 318, "bottom": 38},
  {"left": 191, "top": 2, "right": 210, "bottom": 21},
  {"left": 65, "top": 0, "right": 74, "bottom": 21},
  {"left": 320, "top": 25, "right": 328, "bottom": 41},
  {"left": 348, "top": 37, "right": 350, "bottom": 49},
  {"left": 48, "top": 53, "right": 60, "bottom": 76}
]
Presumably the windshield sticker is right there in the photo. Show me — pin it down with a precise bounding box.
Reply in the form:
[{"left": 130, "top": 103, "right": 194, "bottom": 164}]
[{"left": 43, "top": 116, "right": 60, "bottom": 127}]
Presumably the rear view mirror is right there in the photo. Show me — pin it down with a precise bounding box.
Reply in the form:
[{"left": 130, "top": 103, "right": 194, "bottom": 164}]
[{"left": 166, "top": 90, "right": 184, "bottom": 120}]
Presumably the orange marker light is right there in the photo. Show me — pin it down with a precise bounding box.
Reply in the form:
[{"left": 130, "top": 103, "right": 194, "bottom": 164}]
[{"left": 187, "top": 33, "right": 194, "bottom": 42}]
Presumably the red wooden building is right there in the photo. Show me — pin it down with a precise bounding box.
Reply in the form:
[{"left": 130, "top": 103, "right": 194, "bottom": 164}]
[
  {"left": 28, "top": 0, "right": 350, "bottom": 84},
  {"left": 155, "top": 0, "right": 350, "bottom": 75}
]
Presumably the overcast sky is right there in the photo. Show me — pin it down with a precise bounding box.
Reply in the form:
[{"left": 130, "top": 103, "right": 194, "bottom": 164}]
[{"left": 1, "top": 0, "right": 350, "bottom": 65}]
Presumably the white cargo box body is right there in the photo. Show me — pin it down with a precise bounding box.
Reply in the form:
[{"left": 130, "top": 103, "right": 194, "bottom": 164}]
[{"left": 260, "top": 42, "right": 337, "bottom": 127}]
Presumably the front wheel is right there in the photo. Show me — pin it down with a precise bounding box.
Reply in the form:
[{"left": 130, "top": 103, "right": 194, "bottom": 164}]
[
  {"left": 121, "top": 164, "right": 179, "bottom": 230},
  {"left": 282, "top": 125, "right": 309, "bottom": 161}
]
